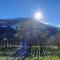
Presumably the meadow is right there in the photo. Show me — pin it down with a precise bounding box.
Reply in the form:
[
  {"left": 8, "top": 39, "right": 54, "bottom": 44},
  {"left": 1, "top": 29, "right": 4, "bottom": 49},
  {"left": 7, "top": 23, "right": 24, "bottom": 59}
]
[{"left": 0, "top": 46, "right": 60, "bottom": 60}]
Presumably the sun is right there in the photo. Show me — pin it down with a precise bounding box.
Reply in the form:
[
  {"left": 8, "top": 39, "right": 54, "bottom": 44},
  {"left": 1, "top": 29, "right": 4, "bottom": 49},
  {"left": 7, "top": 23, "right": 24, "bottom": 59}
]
[{"left": 34, "top": 11, "right": 43, "bottom": 21}]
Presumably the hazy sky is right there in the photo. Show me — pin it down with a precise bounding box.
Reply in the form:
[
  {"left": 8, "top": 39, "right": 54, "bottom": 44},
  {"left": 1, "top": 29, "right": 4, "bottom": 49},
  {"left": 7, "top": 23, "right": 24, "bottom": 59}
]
[{"left": 0, "top": 0, "right": 60, "bottom": 27}]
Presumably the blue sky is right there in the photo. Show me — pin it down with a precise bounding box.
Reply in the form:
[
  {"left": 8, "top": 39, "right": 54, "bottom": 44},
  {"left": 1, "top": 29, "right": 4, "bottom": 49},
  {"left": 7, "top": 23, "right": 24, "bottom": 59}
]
[{"left": 0, "top": 0, "right": 60, "bottom": 27}]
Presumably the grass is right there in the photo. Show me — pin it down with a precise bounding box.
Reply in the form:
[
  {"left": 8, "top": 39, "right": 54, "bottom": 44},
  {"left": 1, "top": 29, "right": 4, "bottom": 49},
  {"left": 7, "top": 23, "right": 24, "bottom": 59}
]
[
  {"left": 0, "top": 56, "right": 59, "bottom": 60},
  {"left": 0, "top": 47, "right": 60, "bottom": 60},
  {"left": 25, "top": 56, "right": 60, "bottom": 60}
]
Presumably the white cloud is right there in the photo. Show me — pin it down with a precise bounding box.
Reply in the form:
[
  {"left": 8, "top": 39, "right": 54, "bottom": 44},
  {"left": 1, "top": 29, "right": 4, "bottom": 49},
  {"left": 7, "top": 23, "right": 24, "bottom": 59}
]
[
  {"left": 57, "top": 25, "right": 60, "bottom": 27},
  {"left": 42, "top": 21, "right": 49, "bottom": 25},
  {"left": 40, "top": 20, "right": 49, "bottom": 25}
]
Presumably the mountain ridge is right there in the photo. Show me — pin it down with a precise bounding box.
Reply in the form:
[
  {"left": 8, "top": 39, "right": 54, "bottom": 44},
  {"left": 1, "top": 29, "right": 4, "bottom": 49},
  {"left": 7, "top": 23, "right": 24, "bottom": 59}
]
[{"left": 0, "top": 18, "right": 60, "bottom": 46}]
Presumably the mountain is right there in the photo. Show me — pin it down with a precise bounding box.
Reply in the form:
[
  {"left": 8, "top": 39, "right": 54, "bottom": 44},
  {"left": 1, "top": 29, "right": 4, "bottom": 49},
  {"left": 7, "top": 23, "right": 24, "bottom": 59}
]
[
  {"left": 0, "top": 18, "right": 60, "bottom": 47},
  {"left": 0, "top": 26, "right": 16, "bottom": 41},
  {"left": 14, "top": 18, "right": 60, "bottom": 46},
  {"left": 48, "top": 31, "right": 60, "bottom": 48}
]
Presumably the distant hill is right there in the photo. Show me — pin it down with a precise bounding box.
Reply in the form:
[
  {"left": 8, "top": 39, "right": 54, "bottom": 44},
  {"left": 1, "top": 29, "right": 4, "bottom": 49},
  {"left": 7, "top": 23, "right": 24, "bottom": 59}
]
[
  {"left": 0, "top": 18, "right": 60, "bottom": 47},
  {"left": 14, "top": 18, "right": 60, "bottom": 46}
]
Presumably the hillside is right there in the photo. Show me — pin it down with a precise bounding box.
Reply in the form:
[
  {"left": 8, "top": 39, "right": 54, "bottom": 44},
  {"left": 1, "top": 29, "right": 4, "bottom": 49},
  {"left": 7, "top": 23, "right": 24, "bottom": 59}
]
[{"left": 0, "top": 18, "right": 60, "bottom": 47}]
